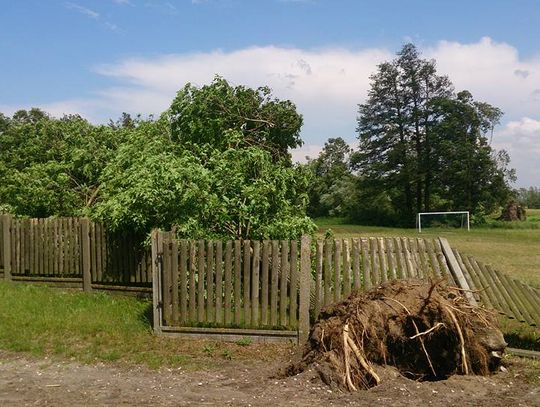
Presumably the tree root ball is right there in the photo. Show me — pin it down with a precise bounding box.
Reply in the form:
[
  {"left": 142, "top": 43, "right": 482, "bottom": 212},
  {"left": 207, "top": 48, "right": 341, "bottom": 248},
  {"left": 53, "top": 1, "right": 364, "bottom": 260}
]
[{"left": 285, "top": 280, "right": 507, "bottom": 391}]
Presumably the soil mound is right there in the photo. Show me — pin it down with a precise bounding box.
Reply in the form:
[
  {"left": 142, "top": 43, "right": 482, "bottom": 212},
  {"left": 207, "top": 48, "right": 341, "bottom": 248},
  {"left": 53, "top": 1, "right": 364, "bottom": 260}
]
[{"left": 286, "top": 280, "right": 507, "bottom": 391}]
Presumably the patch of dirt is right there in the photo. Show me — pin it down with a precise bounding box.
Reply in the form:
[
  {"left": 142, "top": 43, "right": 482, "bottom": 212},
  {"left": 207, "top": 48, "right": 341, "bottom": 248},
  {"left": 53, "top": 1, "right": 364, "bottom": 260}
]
[{"left": 0, "top": 350, "right": 538, "bottom": 406}]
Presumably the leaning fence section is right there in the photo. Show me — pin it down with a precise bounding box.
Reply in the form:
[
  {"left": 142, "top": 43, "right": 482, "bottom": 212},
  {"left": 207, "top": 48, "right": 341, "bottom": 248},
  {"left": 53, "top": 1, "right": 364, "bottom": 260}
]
[{"left": 310, "top": 237, "right": 456, "bottom": 318}]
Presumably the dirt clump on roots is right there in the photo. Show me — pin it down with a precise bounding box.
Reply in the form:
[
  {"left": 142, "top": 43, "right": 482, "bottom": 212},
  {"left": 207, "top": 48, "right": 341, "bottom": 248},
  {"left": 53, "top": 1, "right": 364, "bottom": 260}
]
[{"left": 285, "top": 279, "right": 507, "bottom": 391}]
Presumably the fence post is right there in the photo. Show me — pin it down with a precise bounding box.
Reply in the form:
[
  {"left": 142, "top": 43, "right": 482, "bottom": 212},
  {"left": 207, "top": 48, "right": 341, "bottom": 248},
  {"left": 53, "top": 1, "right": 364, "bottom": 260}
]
[
  {"left": 298, "top": 235, "right": 312, "bottom": 344},
  {"left": 151, "top": 229, "right": 163, "bottom": 334},
  {"left": 2, "top": 214, "right": 12, "bottom": 281},
  {"left": 80, "top": 218, "right": 92, "bottom": 292}
]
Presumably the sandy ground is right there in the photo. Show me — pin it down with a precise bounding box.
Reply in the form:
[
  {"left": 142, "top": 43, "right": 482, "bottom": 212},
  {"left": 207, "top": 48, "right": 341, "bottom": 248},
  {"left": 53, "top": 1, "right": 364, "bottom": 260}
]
[{"left": 0, "top": 351, "right": 538, "bottom": 406}]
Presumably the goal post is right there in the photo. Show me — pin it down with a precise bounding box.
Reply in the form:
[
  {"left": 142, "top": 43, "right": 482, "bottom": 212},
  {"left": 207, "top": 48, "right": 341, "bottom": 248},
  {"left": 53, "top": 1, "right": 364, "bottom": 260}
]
[{"left": 417, "top": 211, "right": 470, "bottom": 233}]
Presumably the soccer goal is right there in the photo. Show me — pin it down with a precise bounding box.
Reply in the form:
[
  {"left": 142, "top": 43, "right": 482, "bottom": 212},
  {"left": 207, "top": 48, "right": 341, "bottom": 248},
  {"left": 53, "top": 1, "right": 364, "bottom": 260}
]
[{"left": 417, "top": 211, "right": 470, "bottom": 233}]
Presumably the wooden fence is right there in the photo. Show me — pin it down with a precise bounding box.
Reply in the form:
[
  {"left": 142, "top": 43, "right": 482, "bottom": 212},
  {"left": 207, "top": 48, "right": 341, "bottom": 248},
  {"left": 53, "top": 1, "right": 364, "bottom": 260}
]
[
  {"left": 152, "top": 231, "right": 311, "bottom": 342},
  {"left": 2, "top": 213, "right": 539, "bottom": 340},
  {"left": 153, "top": 232, "right": 540, "bottom": 342},
  {"left": 0, "top": 214, "right": 152, "bottom": 293}
]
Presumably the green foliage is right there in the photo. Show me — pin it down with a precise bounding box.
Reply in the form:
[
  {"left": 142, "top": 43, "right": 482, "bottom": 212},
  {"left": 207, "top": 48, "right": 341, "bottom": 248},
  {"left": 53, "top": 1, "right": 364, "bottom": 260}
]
[
  {"left": 0, "top": 78, "right": 314, "bottom": 240},
  {"left": 0, "top": 109, "right": 128, "bottom": 217},
  {"left": 306, "top": 137, "right": 357, "bottom": 218},
  {"left": 518, "top": 187, "right": 540, "bottom": 209},
  {"left": 169, "top": 76, "right": 303, "bottom": 161}
]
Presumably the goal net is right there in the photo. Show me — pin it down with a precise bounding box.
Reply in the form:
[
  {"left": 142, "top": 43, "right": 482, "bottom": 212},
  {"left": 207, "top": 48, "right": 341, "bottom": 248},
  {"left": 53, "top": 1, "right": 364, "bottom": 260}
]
[{"left": 417, "top": 211, "right": 470, "bottom": 232}]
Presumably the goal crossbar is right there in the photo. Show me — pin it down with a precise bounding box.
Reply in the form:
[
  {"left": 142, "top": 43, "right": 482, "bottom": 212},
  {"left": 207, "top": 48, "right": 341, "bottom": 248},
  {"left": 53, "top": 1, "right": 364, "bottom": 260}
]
[{"left": 417, "top": 211, "right": 470, "bottom": 233}]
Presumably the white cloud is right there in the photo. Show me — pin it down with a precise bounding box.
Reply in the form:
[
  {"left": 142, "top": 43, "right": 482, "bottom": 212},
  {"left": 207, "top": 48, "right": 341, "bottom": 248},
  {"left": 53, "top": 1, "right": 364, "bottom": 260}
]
[
  {"left": 6, "top": 38, "right": 540, "bottom": 186},
  {"left": 495, "top": 118, "right": 540, "bottom": 186},
  {"left": 65, "top": 2, "right": 100, "bottom": 19}
]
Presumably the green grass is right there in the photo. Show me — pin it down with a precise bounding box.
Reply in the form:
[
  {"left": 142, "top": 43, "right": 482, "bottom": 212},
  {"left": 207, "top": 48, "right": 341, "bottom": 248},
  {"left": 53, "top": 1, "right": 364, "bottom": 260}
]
[
  {"left": 315, "top": 214, "right": 540, "bottom": 288},
  {"left": 0, "top": 282, "right": 287, "bottom": 369}
]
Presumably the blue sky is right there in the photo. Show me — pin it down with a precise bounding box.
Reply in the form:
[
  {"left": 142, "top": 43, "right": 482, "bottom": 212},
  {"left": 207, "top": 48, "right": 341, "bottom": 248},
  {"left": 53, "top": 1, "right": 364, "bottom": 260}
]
[{"left": 1, "top": 0, "right": 540, "bottom": 186}]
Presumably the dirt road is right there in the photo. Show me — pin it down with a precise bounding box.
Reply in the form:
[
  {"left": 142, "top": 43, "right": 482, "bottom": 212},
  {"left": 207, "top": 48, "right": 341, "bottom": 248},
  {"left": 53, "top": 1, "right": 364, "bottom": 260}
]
[{"left": 0, "top": 351, "right": 538, "bottom": 406}]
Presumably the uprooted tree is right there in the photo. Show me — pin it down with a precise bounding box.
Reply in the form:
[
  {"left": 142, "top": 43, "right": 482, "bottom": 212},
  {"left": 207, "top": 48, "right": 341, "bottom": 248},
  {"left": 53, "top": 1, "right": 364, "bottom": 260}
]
[{"left": 286, "top": 280, "right": 506, "bottom": 391}]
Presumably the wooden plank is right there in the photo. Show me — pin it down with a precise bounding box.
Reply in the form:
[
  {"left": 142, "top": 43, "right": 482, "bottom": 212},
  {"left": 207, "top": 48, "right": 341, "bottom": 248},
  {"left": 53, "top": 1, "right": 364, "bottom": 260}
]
[
  {"left": 334, "top": 239, "right": 342, "bottom": 302},
  {"left": 438, "top": 238, "right": 476, "bottom": 305},
  {"left": 197, "top": 240, "right": 206, "bottom": 323},
  {"left": 499, "top": 272, "right": 538, "bottom": 326},
  {"left": 416, "top": 239, "right": 429, "bottom": 279},
  {"left": 386, "top": 238, "right": 397, "bottom": 280},
  {"left": 57, "top": 219, "right": 63, "bottom": 276},
  {"left": 460, "top": 254, "right": 494, "bottom": 309},
  {"left": 251, "top": 241, "right": 260, "bottom": 327},
  {"left": 215, "top": 241, "right": 223, "bottom": 325},
  {"left": 224, "top": 241, "right": 233, "bottom": 325},
  {"left": 179, "top": 240, "right": 188, "bottom": 324},
  {"left": 54, "top": 218, "right": 60, "bottom": 275},
  {"left": 425, "top": 239, "right": 441, "bottom": 278},
  {"left": 361, "top": 238, "right": 371, "bottom": 289},
  {"left": 314, "top": 240, "right": 323, "bottom": 318},
  {"left": 377, "top": 237, "right": 387, "bottom": 283},
  {"left": 89, "top": 222, "right": 96, "bottom": 281},
  {"left": 402, "top": 238, "right": 415, "bottom": 279},
  {"left": 80, "top": 218, "right": 92, "bottom": 292},
  {"left": 32, "top": 219, "right": 38, "bottom": 275},
  {"left": 279, "top": 240, "right": 289, "bottom": 327},
  {"left": 453, "top": 249, "right": 479, "bottom": 302},
  {"left": 434, "top": 239, "right": 453, "bottom": 283},
  {"left": 298, "top": 235, "right": 311, "bottom": 343},
  {"left": 343, "top": 239, "right": 351, "bottom": 296},
  {"left": 28, "top": 219, "right": 34, "bottom": 275},
  {"left": 369, "top": 238, "right": 379, "bottom": 285},
  {"left": 485, "top": 265, "right": 526, "bottom": 322},
  {"left": 289, "top": 241, "right": 299, "bottom": 328},
  {"left": 324, "top": 239, "right": 332, "bottom": 305},
  {"left": 12, "top": 219, "right": 18, "bottom": 275},
  {"left": 352, "top": 238, "right": 361, "bottom": 289},
  {"left": 171, "top": 238, "right": 179, "bottom": 325},
  {"left": 270, "top": 240, "right": 280, "bottom": 327},
  {"left": 243, "top": 240, "right": 251, "bottom": 326},
  {"left": 47, "top": 219, "right": 54, "bottom": 275},
  {"left": 516, "top": 281, "right": 540, "bottom": 326},
  {"left": 234, "top": 240, "right": 242, "bottom": 325},
  {"left": 38, "top": 219, "right": 44, "bottom": 275},
  {"left": 1, "top": 215, "right": 11, "bottom": 281},
  {"left": 151, "top": 230, "right": 162, "bottom": 333},
  {"left": 261, "top": 241, "right": 270, "bottom": 326},
  {"left": 189, "top": 241, "right": 197, "bottom": 321},
  {"left": 468, "top": 256, "right": 505, "bottom": 312},
  {"left": 207, "top": 241, "right": 215, "bottom": 323}
]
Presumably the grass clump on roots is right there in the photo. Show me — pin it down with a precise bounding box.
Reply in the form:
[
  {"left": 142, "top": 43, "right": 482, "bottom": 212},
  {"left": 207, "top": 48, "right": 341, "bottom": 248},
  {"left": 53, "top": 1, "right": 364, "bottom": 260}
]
[{"left": 286, "top": 280, "right": 507, "bottom": 391}]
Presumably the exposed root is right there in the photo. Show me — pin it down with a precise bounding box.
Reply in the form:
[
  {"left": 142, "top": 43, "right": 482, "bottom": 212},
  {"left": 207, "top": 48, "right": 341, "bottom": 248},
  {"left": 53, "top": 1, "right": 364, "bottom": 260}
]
[{"left": 285, "top": 280, "right": 506, "bottom": 391}]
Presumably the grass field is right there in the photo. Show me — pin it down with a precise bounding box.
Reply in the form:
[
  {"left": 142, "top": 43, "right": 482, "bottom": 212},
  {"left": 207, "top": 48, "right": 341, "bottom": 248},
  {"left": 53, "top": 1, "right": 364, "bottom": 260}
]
[
  {"left": 0, "top": 282, "right": 287, "bottom": 370},
  {"left": 315, "top": 208, "right": 540, "bottom": 288}
]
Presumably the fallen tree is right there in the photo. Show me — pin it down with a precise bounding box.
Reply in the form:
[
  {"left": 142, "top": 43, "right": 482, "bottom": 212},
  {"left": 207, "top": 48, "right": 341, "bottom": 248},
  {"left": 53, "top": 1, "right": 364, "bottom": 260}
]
[{"left": 286, "top": 280, "right": 506, "bottom": 391}]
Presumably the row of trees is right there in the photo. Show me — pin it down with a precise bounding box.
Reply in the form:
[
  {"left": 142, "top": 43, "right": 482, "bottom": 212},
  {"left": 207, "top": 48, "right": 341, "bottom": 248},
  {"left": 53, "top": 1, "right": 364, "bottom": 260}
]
[
  {"left": 308, "top": 44, "right": 516, "bottom": 225},
  {"left": 0, "top": 44, "right": 523, "bottom": 236}
]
